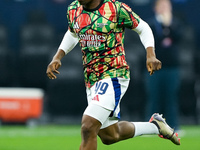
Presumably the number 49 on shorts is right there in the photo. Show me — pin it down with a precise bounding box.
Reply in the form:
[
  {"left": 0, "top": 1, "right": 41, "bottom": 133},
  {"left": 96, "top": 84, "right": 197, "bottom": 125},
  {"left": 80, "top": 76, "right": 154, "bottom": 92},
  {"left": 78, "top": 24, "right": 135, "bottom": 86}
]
[{"left": 95, "top": 82, "right": 109, "bottom": 95}]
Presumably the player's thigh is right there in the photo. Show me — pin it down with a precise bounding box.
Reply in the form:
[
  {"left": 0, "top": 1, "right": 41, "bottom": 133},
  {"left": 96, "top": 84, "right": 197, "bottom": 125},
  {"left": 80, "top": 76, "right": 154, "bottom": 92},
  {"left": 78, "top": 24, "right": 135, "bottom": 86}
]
[
  {"left": 81, "top": 114, "right": 102, "bottom": 133},
  {"left": 83, "top": 103, "right": 112, "bottom": 126}
]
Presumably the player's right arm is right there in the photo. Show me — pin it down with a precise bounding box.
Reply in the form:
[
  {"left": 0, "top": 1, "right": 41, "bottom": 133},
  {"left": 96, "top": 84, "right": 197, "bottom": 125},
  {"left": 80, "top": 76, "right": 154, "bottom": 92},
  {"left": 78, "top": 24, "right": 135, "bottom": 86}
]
[{"left": 46, "top": 30, "right": 79, "bottom": 79}]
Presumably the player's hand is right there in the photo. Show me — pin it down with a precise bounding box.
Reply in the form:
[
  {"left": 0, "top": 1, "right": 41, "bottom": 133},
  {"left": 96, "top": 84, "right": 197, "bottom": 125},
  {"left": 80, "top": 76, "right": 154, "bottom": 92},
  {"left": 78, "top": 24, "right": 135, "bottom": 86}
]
[
  {"left": 146, "top": 57, "right": 162, "bottom": 75},
  {"left": 46, "top": 59, "right": 61, "bottom": 79}
]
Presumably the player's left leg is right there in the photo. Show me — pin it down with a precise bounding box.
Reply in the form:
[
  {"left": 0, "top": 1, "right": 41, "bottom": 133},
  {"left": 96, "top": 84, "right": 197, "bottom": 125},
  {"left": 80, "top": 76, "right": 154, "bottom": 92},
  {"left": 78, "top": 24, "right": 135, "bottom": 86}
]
[
  {"left": 98, "top": 121, "right": 135, "bottom": 145},
  {"left": 98, "top": 120, "right": 159, "bottom": 145},
  {"left": 98, "top": 113, "right": 181, "bottom": 145}
]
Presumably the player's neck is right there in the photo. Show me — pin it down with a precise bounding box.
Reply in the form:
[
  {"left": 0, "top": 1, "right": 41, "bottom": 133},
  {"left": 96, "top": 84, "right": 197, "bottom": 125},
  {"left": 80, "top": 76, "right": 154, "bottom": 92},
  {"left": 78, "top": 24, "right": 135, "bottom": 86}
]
[{"left": 83, "top": 0, "right": 102, "bottom": 10}]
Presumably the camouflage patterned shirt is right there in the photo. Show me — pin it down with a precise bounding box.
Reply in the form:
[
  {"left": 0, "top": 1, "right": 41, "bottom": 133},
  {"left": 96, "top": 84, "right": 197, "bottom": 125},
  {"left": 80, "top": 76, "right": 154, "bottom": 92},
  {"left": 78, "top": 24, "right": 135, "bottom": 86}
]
[{"left": 67, "top": 0, "right": 140, "bottom": 88}]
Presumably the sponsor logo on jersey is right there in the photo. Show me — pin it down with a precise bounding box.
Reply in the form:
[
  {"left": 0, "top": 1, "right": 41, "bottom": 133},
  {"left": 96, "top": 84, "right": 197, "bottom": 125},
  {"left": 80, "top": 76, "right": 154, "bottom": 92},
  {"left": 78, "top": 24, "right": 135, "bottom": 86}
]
[
  {"left": 79, "top": 34, "right": 106, "bottom": 47},
  {"left": 73, "top": 22, "right": 80, "bottom": 29},
  {"left": 79, "top": 34, "right": 106, "bottom": 41}
]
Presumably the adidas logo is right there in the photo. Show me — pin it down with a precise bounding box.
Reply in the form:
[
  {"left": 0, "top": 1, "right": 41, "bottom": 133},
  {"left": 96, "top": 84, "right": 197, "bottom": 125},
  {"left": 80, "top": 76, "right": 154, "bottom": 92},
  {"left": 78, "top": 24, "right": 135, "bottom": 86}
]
[
  {"left": 73, "top": 22, "right": 80, "bottom": 29},
  {"left": 92, "top": 95, "right": 99, "bottom": 101}
]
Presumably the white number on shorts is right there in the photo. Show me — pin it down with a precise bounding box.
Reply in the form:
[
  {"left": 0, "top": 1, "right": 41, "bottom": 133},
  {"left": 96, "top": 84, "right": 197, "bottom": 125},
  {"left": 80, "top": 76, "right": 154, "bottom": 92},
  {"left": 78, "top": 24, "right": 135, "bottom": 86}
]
[{"left": 95, "top": 82, "right": 109, "bottom": 95}]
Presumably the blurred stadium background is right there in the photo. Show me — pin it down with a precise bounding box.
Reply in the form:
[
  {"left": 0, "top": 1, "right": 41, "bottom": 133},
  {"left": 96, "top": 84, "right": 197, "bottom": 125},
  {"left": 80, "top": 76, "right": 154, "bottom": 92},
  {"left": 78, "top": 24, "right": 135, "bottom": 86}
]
[
  {"left": 0, "top": 0, "right": 200, "bottom": 149},
  {"left": 0, "top": 0, "right": 200, "bottom": 147}
]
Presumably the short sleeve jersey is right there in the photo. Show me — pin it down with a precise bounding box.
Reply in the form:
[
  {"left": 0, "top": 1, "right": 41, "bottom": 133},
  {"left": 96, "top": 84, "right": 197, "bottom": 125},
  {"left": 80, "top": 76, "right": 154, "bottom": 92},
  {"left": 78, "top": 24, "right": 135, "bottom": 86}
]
[{"left": 67, "top": 0, "right": 140, "bottom": 88}]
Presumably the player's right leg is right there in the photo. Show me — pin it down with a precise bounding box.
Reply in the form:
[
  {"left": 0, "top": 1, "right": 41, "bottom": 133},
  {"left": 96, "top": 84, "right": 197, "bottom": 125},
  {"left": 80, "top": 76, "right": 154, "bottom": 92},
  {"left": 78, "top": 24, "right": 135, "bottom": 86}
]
[
  {"left": 80, "top": 103, "right": 113, "bottom": 150},
  {"left": 80, "top": 114, "right": 102, "bottom": 150}
]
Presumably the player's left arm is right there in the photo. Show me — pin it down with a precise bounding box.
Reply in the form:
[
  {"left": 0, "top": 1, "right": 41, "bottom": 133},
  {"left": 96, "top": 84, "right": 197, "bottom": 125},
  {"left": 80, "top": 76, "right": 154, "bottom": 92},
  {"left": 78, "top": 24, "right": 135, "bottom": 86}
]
[
  {"left": 118, "top": 3, "right": 161, "bottom": 75},
  {"left": 133, "top": 19, "right": 162, "bottom": 75}
]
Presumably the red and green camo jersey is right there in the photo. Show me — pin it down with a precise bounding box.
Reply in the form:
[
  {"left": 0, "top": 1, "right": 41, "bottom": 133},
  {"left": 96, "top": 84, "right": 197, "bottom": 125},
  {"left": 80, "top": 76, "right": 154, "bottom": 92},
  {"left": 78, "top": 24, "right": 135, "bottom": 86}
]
[{"left": 67, "top": 0, "right": 140, "bottom": 88}]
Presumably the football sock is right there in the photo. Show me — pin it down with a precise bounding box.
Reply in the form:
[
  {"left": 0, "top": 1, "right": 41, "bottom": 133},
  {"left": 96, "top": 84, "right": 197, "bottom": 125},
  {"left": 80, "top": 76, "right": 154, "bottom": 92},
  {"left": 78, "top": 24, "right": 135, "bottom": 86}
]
[{"left": 132, "top": 122, "right": 159, "bottom": 137}]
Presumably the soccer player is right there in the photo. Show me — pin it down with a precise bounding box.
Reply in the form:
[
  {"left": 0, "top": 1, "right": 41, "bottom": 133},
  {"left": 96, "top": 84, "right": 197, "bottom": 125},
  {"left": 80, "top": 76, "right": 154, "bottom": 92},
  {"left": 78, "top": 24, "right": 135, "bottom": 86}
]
[{"left": 46, "top": 0, "right": 180, "bottom": 149}]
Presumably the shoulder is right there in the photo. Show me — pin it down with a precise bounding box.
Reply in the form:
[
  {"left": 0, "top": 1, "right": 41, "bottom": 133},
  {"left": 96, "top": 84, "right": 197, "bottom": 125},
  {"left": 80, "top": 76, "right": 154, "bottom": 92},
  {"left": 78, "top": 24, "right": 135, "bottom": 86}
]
[
  {"left": 112, "top": 0, "right": 135, "bottom": 14},
  {"left": 103, "top": 0, "right": 122, "bottom": 7},
  {"left": 111, "top": 0, "right": 133, "bottom": 8},
  {"left": 67, "top": 0, "right": 80, "bottom": 11},
  {"left": 102, "top": 0, "right": 121, "bottom": 14},
  {"left": 67, "top": 0, "right": 82, "bottom": 19}
]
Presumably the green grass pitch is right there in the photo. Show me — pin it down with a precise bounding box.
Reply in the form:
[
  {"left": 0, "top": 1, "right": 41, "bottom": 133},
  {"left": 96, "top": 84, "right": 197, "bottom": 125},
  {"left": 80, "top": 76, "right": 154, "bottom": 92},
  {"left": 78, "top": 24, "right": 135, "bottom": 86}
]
[{"left": 0, "top": 125, "right": 199, "bottom": 150}]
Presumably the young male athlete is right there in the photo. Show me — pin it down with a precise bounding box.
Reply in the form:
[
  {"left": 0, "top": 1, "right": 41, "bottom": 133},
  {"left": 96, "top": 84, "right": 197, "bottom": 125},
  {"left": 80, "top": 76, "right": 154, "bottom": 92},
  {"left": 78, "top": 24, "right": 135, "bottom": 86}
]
[{"left": 46, "top": 0, "right": 180, "bottom": 149}]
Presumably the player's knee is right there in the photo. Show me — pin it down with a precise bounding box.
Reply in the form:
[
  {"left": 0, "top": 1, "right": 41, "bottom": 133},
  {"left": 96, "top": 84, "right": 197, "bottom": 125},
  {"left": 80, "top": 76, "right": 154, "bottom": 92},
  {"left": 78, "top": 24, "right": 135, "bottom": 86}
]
[
  {"left": 81, "top": 115, "right": 102, "bottom": 141},
  {"left": 81, "top": 122, "right": 98, "bottom": 140},
  {"left": 81, "top": 123, "right": 93, "bottom": 137}
]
